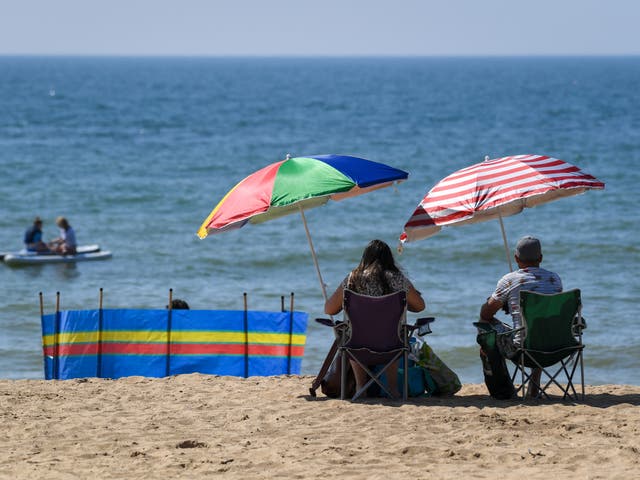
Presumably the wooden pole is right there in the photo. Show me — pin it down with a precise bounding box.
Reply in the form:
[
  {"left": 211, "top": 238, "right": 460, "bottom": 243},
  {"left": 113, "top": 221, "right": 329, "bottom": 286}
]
[
  {"left": 54, "top": 291, "right": 60, "bottom": 380},
  {"left": 166, "top": 288, "right": 173, "bottom": 377},
  {"left": 243, "top": 292, "right": 249, "bottom": 378},
  {"left": 287, "top": 292, "right": 294, "bottom": 374},
  {"left": 97, "top": 288, "right": 104, "bottom": 378},
  {"left": 39, "top": 292, "right": 48, "bottom": 379}
]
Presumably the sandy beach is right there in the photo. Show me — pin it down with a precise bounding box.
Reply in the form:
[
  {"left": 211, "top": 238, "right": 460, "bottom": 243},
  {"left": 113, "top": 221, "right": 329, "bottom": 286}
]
[{"left": 1, "top": 374, "right": 638, "bottom": 479}]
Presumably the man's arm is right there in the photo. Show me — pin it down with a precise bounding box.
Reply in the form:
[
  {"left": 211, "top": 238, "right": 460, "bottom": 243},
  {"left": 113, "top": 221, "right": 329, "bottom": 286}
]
[{"left": 479, "top": 297, "right": 503, "bottom": 323}]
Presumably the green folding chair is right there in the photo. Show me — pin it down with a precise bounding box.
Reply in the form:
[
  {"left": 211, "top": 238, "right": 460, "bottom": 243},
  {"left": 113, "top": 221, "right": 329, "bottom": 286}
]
[{"left": 511, "top": 289, "right": 586, "bottom": 400}]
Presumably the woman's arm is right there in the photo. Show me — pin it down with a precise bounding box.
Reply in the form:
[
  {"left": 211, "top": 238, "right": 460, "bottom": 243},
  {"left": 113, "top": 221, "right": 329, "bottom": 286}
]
[
  {"left": 407, "top": 284, "right": 425, "bottom": 312},
  {"left": 324, "top": 284, "right": 344, "bottom": 315}
]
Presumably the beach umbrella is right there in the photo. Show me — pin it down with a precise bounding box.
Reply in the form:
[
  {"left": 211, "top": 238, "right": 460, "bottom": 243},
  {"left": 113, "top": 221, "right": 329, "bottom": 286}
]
[
  {"left": 399, "top": 154, "right": 604, "bottom": 270},
  {"left": 197, "top": 154, "right": 408, "bottom": 300}
]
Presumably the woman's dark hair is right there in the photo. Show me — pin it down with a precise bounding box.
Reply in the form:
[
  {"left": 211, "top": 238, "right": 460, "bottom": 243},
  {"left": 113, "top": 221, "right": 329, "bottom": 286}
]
[{"left": 347, "top": 239, "right": 400, "bottom": 294}]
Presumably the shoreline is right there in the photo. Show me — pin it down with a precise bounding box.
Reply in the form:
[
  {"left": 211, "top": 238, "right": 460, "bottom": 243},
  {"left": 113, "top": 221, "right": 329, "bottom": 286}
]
[{"left": 1, "top": 375, "right": 639, "bottom": 479}]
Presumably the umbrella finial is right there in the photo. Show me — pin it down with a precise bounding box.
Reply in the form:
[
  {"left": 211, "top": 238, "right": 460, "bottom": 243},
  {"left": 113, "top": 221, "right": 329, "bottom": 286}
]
[
  {"left": 484, "top": 155, "right": 490, "bottom": 162},
  {"left": 286, "top": 153, "right": 291, "bottom": 160}
]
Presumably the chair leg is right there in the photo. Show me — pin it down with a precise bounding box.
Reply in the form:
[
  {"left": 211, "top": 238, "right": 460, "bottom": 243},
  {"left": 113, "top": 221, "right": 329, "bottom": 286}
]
[
  {"left": 353, "top": 361, "right": 392, "bottom": 400},
  {"left": 348, "top": 353, "right": 403, "bottom": 401},
  {"left": 517, "top": 348, "right": 585, "bottom": 402},
  {"left": 403, "top": 349, "right": 408, "bottom": 401},
  {"left": 579, "top": 350, "right": 585, "bottom": 401},
  {"left": 561, "top": 358, "right": 578, "bottom": 400},
  {"left": 520, "top": 353, "right": 526, "bottom": 399},
  {"left": 340, "top": 349, "right": 346, "bottom": 401},
  {"left": 510, "top": 366, "right": 524, "bottom": 397},
  {"left": 522, "top": 352, "right": 546, "bottom": 399}
]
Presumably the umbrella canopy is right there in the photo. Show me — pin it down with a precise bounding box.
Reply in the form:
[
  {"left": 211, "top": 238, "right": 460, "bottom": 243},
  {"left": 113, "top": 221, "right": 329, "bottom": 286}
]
[
  {"left": 198, "top": 154, "right": 408, "bottom": 237},
  {"left": 400, "top": 154, "right": 604, "bottom": 268},
  {"left": 198, "top": 154, "right": 408, "bottom": 299}
]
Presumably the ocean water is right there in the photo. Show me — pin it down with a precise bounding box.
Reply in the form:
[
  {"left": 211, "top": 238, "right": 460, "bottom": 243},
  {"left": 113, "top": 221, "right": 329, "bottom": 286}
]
[{"left": 1, "top": 56, "right": 638, "bottom": 385}]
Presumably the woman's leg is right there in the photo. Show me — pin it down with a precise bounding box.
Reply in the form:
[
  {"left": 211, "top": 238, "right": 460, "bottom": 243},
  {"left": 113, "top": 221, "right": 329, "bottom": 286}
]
[{"left": 349, "top": 360, "right": 369, "bottom": 395}]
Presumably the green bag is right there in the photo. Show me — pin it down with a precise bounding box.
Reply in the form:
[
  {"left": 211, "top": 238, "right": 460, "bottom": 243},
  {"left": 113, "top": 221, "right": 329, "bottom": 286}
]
[{"left": 414, "top": 343, "right": 462, "bottom": 396}]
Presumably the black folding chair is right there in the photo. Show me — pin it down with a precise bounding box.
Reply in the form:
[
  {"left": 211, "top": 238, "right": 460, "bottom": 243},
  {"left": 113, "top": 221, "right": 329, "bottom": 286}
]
[{"left": 315, "top": 289, "right": 432, "bottom": 401}]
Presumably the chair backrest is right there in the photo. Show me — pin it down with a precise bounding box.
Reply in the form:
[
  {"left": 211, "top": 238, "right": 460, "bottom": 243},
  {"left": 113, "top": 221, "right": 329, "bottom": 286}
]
[
  {"left": 342, "top": 289, "right": 407, "bottom": 351},
  {"left": 519, "top": 289, "right": 582, "bottom": 351}
]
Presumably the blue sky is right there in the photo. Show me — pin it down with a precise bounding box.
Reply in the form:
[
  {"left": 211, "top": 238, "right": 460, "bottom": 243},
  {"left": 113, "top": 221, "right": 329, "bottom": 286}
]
[{"left": 1, "top": 0, "right": 638, "bottom": 56}]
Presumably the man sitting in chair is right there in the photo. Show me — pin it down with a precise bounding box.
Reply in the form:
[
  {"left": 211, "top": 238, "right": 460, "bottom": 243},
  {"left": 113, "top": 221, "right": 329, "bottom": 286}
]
[{"left": 479, "top": 235, "right": 563, "bottom": 397}]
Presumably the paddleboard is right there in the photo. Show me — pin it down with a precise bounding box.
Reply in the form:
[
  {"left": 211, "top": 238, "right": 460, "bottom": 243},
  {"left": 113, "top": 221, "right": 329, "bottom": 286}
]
[
  {"left": 0, "top": 244, "right": 100, "bottom": 261},
  {"left": 3, "top": 246, "right": 112, "bottom": 266}
]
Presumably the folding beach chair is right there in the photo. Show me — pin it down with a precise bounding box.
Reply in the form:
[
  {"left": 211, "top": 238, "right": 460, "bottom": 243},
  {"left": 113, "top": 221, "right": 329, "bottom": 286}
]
[
  {"left": 316, "top": 289, "right": 431, "bottom": 401},
  {"left": 510, "top": 289, "right": 586, "bottom": 401}
]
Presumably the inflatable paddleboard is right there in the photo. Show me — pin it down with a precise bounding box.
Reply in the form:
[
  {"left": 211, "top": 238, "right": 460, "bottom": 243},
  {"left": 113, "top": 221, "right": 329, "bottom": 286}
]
[{"left": 2, "top": 245, "right": 112, "bottom": 266}]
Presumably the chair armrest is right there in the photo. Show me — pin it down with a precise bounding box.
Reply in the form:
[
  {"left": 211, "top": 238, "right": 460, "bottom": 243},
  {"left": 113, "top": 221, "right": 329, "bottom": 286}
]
[
  {"left": 497, "top": 326, "right": 524, "bottom": 340},
  {"left": 473, "top": 321, "right": 493, "bottom": 332},
  {"left": 416, "top": 317, "right": 435, "bottom": 326},
  {"left": 473, "top": 321, "right": 523, "bottom": 337},
  {"left": 315, "top": 318, "right": 336, "bottom": 327},
  {"left": 407, "top": 317, "right": 435, "bottom": 336},
  {"left": 573, "top": 316, "right": 587, "bottom": 334}
]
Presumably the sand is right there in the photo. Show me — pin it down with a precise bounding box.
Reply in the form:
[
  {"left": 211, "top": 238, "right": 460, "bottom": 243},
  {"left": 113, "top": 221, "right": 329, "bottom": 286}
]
[{"left": 0, "top": 374, "right": 638, "bottom": 479}]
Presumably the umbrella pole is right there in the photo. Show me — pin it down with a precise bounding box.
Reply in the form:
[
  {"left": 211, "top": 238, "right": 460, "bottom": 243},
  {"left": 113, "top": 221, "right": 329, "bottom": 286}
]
[
  {"left": 300, "top": 206, "right": 338, "bottom": 397},
  {"left": 298, "top": 207, "right": 329, "bottom": 302},
  {"left": 498, "top": 211, "right": 513, "bottom": 272}
]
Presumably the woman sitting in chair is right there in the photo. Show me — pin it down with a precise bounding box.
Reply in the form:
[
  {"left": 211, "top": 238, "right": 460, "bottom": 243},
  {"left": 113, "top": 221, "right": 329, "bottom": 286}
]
[{"left": 325, "top": 239, "right": 426, "bottom": 398}]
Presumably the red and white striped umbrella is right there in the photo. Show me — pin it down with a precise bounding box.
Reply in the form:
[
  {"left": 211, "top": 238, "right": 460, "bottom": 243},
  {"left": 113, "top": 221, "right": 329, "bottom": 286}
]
[{"left": 400, "top": 154, "right": 605, "bottom": 268}]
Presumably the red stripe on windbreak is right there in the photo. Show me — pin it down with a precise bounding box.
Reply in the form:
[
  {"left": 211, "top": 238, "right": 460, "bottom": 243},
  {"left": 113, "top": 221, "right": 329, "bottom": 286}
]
[
  {"left": 172, "top": 344, "right": 304, "bottom": 356},
  {"left": 103, "top": 343, "right": 168, "bottom": 355},
  {"left": 44, "top": 343, "right": 305, "bottom": 357},
  {"left": 44, "top": 344, "right": 99, "bottom": 356}
]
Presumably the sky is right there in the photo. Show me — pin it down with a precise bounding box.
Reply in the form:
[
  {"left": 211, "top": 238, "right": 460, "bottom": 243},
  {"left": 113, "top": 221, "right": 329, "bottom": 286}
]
[{"left": 1, "top": 0, "right": 638, "bottom": 56}]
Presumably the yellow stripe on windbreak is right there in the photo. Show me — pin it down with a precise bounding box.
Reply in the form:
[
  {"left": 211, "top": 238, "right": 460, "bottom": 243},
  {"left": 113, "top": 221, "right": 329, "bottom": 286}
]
[
  {"left": 42, "top": 330, "right": 306, "bottom": 347},
  {"left": 172, "top": 331, "right": 305, "bottom": 345},
  {"left": 43, "top": 330, "right": 166, "bottom": 346}
]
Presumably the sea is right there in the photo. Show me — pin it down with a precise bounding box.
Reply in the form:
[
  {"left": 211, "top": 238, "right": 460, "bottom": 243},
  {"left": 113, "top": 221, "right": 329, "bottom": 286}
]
[{"left": 1, "top": 56, "right": 638, "bottom": 385}]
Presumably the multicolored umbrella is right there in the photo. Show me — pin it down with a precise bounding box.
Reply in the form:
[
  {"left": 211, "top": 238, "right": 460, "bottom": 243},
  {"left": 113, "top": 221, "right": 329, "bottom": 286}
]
[
  {"left": 198, "top": 154, "right": 408, "bottom": 298},
  {"left": 399, "top": 154, "right": 604, "bottom": 269}
]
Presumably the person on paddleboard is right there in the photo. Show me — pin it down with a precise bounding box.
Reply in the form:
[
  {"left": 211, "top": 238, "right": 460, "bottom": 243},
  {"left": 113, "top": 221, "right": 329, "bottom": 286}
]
[
  {"left": 24, "top": 216, "right": 50, "bottom": 252},
  {"left": 48, "top": 217, "right": 77, "bottom": 255}
]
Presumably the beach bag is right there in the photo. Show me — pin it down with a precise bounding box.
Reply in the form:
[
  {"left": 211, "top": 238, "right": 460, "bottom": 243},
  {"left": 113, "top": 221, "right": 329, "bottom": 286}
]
[
  {"left": 476, "top": 325, "right": 516, "bottom": 400},
  {"left": 382, "top": 358, "right": 430, "bottom": 397},
  {"left": 404, "top": 366, "right": 429, "bottom": 397},
  {"left": 413, "top": 342, "right": 462, "bottom": 396},
  {"left": 320, "top": 350, "right": 356, "bottom": 398}
]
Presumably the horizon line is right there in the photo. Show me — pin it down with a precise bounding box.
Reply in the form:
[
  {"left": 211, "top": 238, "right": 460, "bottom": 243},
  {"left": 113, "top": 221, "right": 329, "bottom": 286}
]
[{"left": 1, "top": 53, "right": 639, "bottom": 59}]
